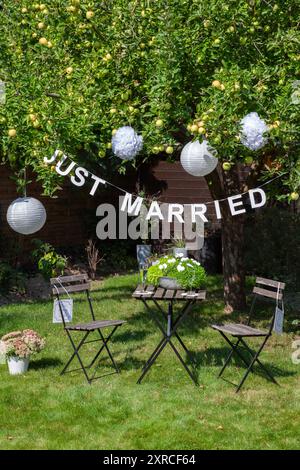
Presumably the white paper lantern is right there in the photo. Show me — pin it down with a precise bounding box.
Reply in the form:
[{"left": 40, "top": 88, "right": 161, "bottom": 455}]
[
  {"left": 180, "top": 140, "right": 218, "bottom": 177},
  {"left": 7, "top": 197, "right": 47, "bottom": 235}
]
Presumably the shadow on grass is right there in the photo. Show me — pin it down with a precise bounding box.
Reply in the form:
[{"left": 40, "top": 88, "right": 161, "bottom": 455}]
[
  {"left": 61, "top": 354, "right": 145, "bottom": 375},
  {"left": 117, "top": 356, "right": 146, "bottom": 371},
  {"left": 29, "top": 357, "right": 64, "bottom": 370},
  {"left": 114, "top": 329, "right": 150, "bottom": 343},
  {"left": 189, "top": 346, "right": 295, "bottom": 380}
]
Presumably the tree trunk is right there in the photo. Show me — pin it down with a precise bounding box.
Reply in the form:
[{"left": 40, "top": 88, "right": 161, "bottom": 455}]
[
  {"left": 221, "top": 208, "right": 246, "bottom": 313},
  {"left": 205, "top": 166, "right": 248, "bottom": 313}
]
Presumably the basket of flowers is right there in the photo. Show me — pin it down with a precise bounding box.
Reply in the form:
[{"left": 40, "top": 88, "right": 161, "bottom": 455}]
[
  {"left": 147, "top": 253, "right": 206, "bottom": 290},
  {"left": 0, "top": 330, "right": 46, "bottom": 375}
]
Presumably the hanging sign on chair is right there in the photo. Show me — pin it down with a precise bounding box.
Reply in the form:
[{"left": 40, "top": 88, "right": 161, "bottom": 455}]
[{"left": 53, "top": 299, "right": 73, "bottom": 324}]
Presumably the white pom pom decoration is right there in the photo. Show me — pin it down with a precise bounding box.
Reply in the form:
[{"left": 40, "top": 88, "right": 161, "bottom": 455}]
[
  {"left": 112, "top": 126, "right": 143, "bottom": 160},
  {"left": 180, "top": 140, "right": 218, "bottom": 177},
  {"left": 7, "top": 197, "right": 47, "bottom": 235},
  {"left": 240, "top": 112, "right": 268, "bottom": 151}
]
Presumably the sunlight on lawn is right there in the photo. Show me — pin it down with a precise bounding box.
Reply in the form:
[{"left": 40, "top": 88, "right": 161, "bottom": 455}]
[{"left": 0, "top": 274, "right": 299, "bottom": 450}]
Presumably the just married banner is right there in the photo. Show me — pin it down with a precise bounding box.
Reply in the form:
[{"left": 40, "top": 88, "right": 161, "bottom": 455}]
[{"left": 44, "top": 150, "right": 272, "bottom": 223}]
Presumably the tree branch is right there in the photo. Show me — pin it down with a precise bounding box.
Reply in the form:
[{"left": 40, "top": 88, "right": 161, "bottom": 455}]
[{"left": 204, "top": 166, "right": 225, "bottom": 200}]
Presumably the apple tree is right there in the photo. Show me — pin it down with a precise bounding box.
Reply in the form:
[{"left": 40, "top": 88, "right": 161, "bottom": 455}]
[{"left": 0, "top": 0, "right": 299, "bottom": 312}]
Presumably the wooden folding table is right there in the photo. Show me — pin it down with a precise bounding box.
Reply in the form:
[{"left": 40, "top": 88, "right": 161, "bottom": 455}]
[{"left": 132, "top": 285, "right": 206, "bottom": 385}]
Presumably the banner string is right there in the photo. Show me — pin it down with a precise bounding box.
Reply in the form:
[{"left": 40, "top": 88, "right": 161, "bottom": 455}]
[
  {"left": 48, "top": 151, "right": 284, "bottom": 206},
  {"left": 204, "top": 173, "right": 283, "bottom": 205}
]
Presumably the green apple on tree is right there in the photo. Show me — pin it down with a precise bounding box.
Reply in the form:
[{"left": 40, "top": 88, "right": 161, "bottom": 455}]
[
  {"left": 8, "top": 129, "right": 17, "bottom": 138},
  {"left": 290, "top": 192, "right": 299, "bottom": 201},
  {"left": 165, "top": 146, "right": 174, "bottom": 155},
  {"left": 222, "top": 162, "right": 231, "bottom": 171}
]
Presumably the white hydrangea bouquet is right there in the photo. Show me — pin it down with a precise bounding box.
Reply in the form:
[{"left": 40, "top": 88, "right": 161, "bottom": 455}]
[{"left": 147, "top": 253, "right": 206, "bottom": 290}]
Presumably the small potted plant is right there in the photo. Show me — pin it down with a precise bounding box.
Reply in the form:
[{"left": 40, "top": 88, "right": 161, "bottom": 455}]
[
  {"left": 1, "top": 330, "right": 46, "bottom": 375},
  {"left": 147, "top": 253, "right": 206, "bottom": 290},
  {"left": 171, "top": 237, "right": 188, "bottom": 258}
]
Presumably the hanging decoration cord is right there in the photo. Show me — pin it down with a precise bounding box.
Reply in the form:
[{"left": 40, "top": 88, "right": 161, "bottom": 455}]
[
  {"left": 205, "top": 173, "right": 283, "bottom": 205},
  {"left": 53, "top": 277, "right": 73, "bottom": 324},
  {"left": 54, "top": 276, "right": 72, "bottom": 300},
  {"left": 24, "top": 167, "right": 27, "bottom": 198}
]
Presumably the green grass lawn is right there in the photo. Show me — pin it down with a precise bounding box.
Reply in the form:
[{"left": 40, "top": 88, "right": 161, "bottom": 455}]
[{"left": 0, "top": 274, "right": 299, "bottom": 450}]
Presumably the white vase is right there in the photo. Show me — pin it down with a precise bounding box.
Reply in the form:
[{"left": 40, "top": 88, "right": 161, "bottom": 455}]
[{"left": 7, "top": 356, "right": 30, "bottom": 375}]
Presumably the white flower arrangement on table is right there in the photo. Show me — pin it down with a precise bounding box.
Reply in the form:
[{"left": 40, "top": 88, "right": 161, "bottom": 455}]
[{"left": 147, "top": 253, "right": 206, "bottom": 289}]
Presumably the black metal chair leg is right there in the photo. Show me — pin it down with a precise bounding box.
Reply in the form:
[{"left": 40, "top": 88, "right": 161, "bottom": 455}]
[
  {"left": 103, "top": 341, "right": 120, "bottom": 373},
  {"left": 61, "top": 331, "right": 90, "bottom": 376},
  {"left": 236, "top": 336, "right": 271, "bottom": 392},
  {"left": 87, "top": 327, "right": 116, "bottom": 368},
  {"left": 63, "top": 331, "right": 91, "bottom": 384},
  {"left": 95, "top": 327, "right": 120, "bottom": 373},
  {"left": 218, "top": 338, "right": 242, "bottom": 378},
  {"left": 219, "top": 332, "right": 252, "bottom": 369},
  {"left": 239, "top": 338, "right": 278, "bottom": 385}
]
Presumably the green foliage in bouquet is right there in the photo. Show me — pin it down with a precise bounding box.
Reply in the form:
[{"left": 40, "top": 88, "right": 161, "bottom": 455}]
[{"left": 147, "top": 254, "right": 206, "bottom": 289}]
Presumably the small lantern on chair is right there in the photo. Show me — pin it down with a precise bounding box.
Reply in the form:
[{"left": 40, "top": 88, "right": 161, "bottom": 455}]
[
  {"left": 180, "top": 140, "right": 218, "bottom": 177},
  {"left": 7, "top": 197, "right": 47, "bottom": 235}
]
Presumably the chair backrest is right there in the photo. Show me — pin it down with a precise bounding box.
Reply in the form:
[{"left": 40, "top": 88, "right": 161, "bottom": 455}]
[
  {"left": 253, "top": 277, "right": 285, "bottom": 302},
  {"left": 50, "top": 274, "right": 90, "bottom": 296},
  {"left": 50, "top": 275, "right": 93, "bottom": 326},
  {"left": 250, "top": 277, "right": 285, "bottom": 334}
]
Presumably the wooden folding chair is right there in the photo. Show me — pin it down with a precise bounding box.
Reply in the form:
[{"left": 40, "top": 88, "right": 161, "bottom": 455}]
[
  {"left": 211, "top": 277, "right": 285, "bottom": 392},
  {"left": 51, "top": 274, "right": 126, "bottom": 384}
]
